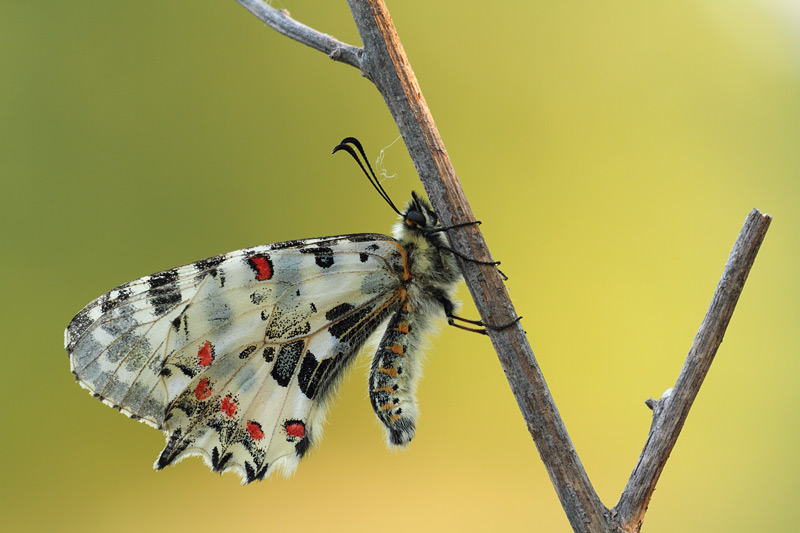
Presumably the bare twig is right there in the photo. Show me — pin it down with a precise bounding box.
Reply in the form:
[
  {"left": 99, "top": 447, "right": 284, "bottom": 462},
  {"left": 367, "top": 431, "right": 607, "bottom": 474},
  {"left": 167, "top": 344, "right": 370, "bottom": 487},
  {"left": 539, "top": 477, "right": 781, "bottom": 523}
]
[
  {"left": 613, "top": 208, "right": 772, "bottom": 531},
  {"left": 234, "top": 0, "right": 362, "bottom": 68}
]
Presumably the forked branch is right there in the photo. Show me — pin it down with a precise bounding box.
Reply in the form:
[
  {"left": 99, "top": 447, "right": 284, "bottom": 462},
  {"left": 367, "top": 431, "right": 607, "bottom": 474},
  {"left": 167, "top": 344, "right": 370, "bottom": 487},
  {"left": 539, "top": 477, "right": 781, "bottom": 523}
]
[
  {"left": 233, "top": 2, "right": 771, "bottom": 531},
  {"left": 613, "top": 208, "right": 771, "bottom": 531}
]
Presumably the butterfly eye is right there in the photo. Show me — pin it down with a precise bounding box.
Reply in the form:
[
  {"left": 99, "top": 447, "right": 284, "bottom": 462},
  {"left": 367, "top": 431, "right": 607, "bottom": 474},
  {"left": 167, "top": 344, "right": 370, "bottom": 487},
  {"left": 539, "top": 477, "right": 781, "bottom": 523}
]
[{"left": 406, "top": 210, "right": 426, "bottom": 227}]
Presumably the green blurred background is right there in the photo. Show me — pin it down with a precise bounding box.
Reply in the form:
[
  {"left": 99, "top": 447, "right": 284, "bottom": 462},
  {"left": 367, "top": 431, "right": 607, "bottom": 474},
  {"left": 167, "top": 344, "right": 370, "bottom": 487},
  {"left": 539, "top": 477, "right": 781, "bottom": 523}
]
[{"left": 2, "top": 1, "right": 797, "bottom": 531}]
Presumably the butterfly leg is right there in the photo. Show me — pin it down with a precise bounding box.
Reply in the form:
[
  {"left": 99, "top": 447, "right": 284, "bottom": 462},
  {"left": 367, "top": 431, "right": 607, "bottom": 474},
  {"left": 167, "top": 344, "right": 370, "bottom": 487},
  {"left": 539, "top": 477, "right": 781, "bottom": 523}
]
[
  {"left": 431, "top": 288, "right": 519, "bottom": 334},
  {"left": 454, "top": 313, "right": 522, "bottom": 331},
  {"left": 447, "top": 314, "right": 488, "bottom": 335},
  {"left": 427, "top": 221, "right": 509, "bottom": 280},
  {"left": 436, "top": 242, "right": 508, "bottom": 281}
]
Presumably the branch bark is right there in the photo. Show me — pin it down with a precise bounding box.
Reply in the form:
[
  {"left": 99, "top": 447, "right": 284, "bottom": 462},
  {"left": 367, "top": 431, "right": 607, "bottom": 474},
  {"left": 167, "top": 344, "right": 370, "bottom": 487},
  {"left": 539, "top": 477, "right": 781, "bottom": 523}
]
[
  {"left": 234, "top": 0, "right": 362, "bottom": 68},
  {"left": 233, "top": 2, "right": 772, "bottom": 531},
  {"left": 613, "top": 208, "right": 771, "bottom": 531}
]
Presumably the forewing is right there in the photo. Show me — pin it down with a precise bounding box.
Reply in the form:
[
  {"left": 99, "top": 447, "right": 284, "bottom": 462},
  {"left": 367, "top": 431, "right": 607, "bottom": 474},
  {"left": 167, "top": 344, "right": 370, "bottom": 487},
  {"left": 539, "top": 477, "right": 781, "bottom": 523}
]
[{"left": 65, "top": 234, "right": 406, "bottom": 481}]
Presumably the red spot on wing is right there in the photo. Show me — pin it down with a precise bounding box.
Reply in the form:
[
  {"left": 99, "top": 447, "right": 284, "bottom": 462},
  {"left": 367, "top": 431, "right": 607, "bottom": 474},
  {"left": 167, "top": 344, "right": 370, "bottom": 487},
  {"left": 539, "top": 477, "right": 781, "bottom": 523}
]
[
  {"left": 247, "top": 421, "right": 265, "bottom": 441},
  {"left": 248, "top": 255, "right": 274, "bottom": 281},
  {"left": 194, "top": 377, "right": 213, "bottom": 400},
  {"left": 197, "top": 341, "right": 214, "bottom": 367},
  {"left": 284, "top": 420, "right": 306, "bottom": 439},
  {"left": 220, "top": 396, "right": 238, "bottom": 418}
]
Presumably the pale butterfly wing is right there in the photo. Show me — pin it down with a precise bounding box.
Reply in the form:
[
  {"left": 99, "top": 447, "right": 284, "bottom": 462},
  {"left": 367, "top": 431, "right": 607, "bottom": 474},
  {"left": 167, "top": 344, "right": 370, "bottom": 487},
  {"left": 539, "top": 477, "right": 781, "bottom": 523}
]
[{"left": 65, "top": 233, "right": 407, "bottom": 482}]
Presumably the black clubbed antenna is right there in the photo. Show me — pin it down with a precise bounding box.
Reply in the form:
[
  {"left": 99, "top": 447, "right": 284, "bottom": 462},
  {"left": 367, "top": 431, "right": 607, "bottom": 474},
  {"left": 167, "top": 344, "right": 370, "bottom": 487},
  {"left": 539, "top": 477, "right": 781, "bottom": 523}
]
[{"left": 332, "top": 137, "right": 402, "bottom": 216}]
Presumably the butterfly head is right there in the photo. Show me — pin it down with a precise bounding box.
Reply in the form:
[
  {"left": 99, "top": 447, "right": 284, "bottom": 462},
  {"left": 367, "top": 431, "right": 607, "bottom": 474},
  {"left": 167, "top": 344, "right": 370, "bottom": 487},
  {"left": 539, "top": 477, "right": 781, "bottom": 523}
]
[
  {"left": 393, "top": 191, "right": 450, "bottom": 250},
  {"left": 402, "top": 191, "right": 438, "bottom": 231}
]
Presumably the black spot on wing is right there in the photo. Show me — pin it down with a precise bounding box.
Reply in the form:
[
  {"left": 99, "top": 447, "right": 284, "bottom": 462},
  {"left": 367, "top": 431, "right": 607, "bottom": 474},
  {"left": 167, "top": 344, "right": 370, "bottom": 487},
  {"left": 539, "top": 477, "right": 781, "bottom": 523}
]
[
  {"left": 327, "top": 305, "right": 374, "bottom": 341},
  {"left": 150, "top": 291, "right": 182, "bottom": 316},
  {"left": 175, "top": 364, "right": 197, "bottom": 378},
  {"left": 270, "top": 340, "right": 305, "bottom": 387},
  {"left": 193, "top": 255, "right": 225, "bottom": 273},
  {"left": 98, "top": 293, "right": 112, "bottom": 315},
  {"left": 262, "top": 346, "right": 275, "bottom": 362},
  {"left": 116, "top": 287, "right": 131, "bottom": 301},
  {"left": 300, "top": 246, "right": 335, "bottom": 269},
  {"left": 211, "top": 446, "right": 233, "bottom": 472},
  {"left": 167, "top": 310, "right": 190, "bottom": 338},
  {"left": 359, "top": 252, "right": 369, "bottom": 263},
  {"left": 157, "top": 429, "right": 191, "bottom": 470},
  {"left": 149, "top": 270, "right": 178, "bottom": 288},
  {"left": 325, "top": 303, "right": 355, "bottom": 321},
  {"left": 147, "top": 270, "right": 182, "bottom": 316},
  {"left": 100, "top": 286, "right": 131, "bottom": 313},
  {"left": 239, "top": 345, "right": 257, "bottom": 359},
  {"left": 268, "top": 239, "right": 304, "bottom": 251},
  {"left": 298, "top": 351, "right": 333, "bottom": 399},
  {"left": 244, "top": 460, "right": 270, "bottom": 483}
]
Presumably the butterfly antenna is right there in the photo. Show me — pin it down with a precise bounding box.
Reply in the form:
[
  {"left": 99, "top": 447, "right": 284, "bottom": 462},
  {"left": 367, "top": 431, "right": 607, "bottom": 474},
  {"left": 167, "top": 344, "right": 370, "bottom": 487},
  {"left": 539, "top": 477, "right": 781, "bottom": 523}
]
[{"left": 332, "top": 137, "right": 402, "bottom": 216}]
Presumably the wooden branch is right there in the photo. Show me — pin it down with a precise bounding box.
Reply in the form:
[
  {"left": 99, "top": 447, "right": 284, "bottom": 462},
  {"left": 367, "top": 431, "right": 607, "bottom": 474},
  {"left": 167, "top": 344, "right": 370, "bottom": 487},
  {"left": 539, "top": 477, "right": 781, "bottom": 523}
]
[
  {"left": 234, "top": 0, "right": 362, "bottom": 68},
  {"left": 346, "top": 2, "right": 614, "bottom": 531},
  {"left": 613, "top": 208, "right": 772, "bottom": 531}
]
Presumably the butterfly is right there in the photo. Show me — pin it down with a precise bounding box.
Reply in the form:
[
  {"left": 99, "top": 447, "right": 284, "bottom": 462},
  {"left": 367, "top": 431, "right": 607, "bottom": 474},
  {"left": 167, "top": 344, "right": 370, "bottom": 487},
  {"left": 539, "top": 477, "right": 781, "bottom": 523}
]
[{"left": 64, "top": 137, "right": 497, "bottom": 483}]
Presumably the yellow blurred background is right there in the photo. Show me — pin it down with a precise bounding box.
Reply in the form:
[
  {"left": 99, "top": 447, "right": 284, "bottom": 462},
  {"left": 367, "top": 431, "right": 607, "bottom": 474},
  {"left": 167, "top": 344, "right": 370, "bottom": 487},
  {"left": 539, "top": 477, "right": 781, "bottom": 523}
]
[{"left": 1, "top": 1, "right": 797, "bottom": 531}]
